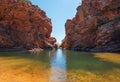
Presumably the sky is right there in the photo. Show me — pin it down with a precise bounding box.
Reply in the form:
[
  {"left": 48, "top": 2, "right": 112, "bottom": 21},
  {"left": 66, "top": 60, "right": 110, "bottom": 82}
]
[{"left": 30, "top": 0, "right": 81, "bottom": 44}]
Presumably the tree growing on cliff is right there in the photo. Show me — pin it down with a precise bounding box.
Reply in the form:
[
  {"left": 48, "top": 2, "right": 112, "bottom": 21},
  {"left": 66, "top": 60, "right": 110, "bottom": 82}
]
[
  {"left": 11, "top": 0, "right": 31, "bottom": 3},
  {"left": 18, "top": 0, "right": 30, "bottom": 3}
]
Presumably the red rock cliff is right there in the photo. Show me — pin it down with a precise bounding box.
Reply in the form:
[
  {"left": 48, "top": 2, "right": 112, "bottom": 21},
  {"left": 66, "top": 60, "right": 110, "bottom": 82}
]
[
  {"left": 0, "top": 0, "right": 56, "bottom": 50},
  {"left": 61, "top": 0, "right": 120, "bottom": 52}
]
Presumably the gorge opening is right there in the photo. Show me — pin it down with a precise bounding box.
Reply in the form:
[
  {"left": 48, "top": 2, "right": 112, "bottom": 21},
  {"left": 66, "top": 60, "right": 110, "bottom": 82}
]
[{"left": 30, "top": 0, "right": 81, "bottom": 44}]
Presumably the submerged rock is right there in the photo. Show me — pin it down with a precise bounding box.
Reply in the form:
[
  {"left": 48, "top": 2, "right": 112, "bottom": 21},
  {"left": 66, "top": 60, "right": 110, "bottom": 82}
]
[
  {"left": 61, "top": 0, "right": 120, "bottom": 52},
  {"left": 0, "top": 0, "right": 56, "bottom": 50},
  {"left": 28, "top": 48, "right": 43, "bottom": 53}
]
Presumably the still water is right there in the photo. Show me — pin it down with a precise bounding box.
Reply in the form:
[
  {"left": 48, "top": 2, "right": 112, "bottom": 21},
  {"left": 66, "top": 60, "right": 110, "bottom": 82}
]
[
  {"left": 49, "top": 49, "right": 66, "bottom": 82},
  {"left": 0, "top": 49, "right": 120, "bottom": 82}
]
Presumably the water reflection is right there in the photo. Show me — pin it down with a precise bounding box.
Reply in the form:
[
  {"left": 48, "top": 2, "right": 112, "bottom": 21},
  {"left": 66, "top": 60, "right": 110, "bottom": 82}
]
[
  {"left": 49, "top": 49, "right": 67, "bottom": 82},
  {"left": 0, "top": 49, "right": 120, "bottom": 82}
]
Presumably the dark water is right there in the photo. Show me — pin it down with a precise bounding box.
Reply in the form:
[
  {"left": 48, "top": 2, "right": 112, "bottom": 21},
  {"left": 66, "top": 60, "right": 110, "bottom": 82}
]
[{"left": 0, "top": 49, "right": 120, "bottom": 82}]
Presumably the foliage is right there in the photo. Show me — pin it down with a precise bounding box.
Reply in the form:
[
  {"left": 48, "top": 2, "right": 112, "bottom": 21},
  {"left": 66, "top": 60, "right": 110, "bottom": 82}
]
[{"left": 18, "top": 0, "right": 31, "bottom": 4}]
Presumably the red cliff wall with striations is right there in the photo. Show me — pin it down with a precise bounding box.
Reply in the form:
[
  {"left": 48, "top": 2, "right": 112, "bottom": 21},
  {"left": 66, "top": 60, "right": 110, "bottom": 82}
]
[
  {"left": 0, "top": 0, "right": 56, "bottom": 50},
  {"left": 61, "top": 0, "right": 120, "bottom": 52}
]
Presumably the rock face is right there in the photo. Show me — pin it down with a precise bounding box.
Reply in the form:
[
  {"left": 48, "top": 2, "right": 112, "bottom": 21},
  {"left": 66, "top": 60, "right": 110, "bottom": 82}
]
[
  {"left": 0, "top": 0, "right": 56, "bottom": 50},
  {"left": 61, "top": 0, "right": 120, "bottom": 52}
]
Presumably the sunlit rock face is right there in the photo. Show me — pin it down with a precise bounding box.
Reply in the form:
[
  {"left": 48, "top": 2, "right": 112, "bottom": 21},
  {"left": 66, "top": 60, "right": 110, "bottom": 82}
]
[
  {"left": 0, "top": 0, "right": 56, "bottom": 50},
  {"left": 61, "top": 0, "right": 120, "bottom": 52}
]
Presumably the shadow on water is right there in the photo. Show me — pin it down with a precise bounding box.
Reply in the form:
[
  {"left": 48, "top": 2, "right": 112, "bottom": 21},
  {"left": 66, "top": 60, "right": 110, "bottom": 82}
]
[
  {"left": 0, "top": 50, "right": 50, "bottom": 63},
  {"left": 0, "top": 49, "right": 120, "bottom": 81},
  {"left": 63, "top": 50, "right": 120, "bottom": 72},
  {"left": 0, "top": 50, "right": 53, "bottom": 71},
  {"left": 0, "top": 49, "right": 67, "bottom": 82},
  {"left": 0, "top": 49, "right": 120, "bottom": 72}
]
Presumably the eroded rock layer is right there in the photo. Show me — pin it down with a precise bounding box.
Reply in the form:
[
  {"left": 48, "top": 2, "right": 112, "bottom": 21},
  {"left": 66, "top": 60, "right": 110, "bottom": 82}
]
[
  {"left": 61, "top": 0, "right": 120, "bottom": 52},
  {"left": 0, "top": 0, "right": 56, "bottom": 50}
]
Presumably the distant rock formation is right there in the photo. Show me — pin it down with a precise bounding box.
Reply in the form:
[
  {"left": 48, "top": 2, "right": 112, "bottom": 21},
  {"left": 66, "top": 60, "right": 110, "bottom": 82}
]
[
  {"left": 0, "top": 0, "right": 56, "bottom": 50},
  {"left": 61, "top": 0, "right": 120, "bottom": 52}
]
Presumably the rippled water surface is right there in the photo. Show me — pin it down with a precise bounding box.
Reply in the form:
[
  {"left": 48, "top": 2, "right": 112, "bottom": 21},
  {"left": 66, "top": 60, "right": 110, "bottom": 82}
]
[{"left": 0, "top": 49, "right": 120, "bottom": 82}]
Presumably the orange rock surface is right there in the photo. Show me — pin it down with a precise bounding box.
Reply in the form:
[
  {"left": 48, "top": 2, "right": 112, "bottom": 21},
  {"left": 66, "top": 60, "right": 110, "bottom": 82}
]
[
  {"left": 0, "top": 0, "right": 56, "bottom": 50},
  {"left": 61, "top": 0, "right": 120, "bottom": 52}
]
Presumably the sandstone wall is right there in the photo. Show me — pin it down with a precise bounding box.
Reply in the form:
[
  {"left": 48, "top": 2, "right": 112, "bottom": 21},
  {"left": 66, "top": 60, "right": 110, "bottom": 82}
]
[
  {"left": 61, "top": 0, "right": 120, "bottom": 52},
  {"left": 0, "top": 0, "right": 56, "bottom": 50}
]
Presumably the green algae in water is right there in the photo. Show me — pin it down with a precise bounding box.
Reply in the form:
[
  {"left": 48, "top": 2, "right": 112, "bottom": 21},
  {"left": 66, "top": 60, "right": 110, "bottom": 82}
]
[{"left": 0, "top": 49, "right": 120, "bottom": 82}]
